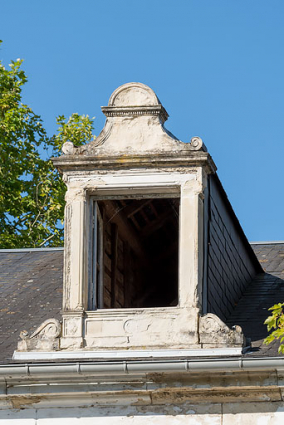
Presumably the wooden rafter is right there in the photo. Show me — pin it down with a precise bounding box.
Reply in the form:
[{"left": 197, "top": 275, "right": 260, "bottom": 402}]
[
  {"left": 123, "top": 199, "right": 153, "bottom": 218},
  {"left": 139, "top": 209, "right": 175, "bottom": 240}
]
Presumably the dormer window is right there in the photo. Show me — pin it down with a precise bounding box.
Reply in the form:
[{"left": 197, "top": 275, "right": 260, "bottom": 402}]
[
  {"left": 14, "top": 82, "right": 251, "bottom": 357},
  {"left": 49, "top": 82, "right": 221, "bottom": 352},
  {"left": 89, "top": 196, "right": 179, "bottom": 310}
]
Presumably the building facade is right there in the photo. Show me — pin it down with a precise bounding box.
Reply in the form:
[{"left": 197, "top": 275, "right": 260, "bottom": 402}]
[{"left": 1, "top": 83, "right": 284, "bottom": 424}]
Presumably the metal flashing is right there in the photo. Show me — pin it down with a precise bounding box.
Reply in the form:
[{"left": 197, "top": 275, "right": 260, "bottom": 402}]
[{"left": 13, "top": 347, "right": 244, "bottom": 361}]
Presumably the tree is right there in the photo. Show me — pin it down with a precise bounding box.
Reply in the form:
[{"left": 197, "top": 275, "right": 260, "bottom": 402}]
[
  {"left": 0, "top": 44, "right": 95, "bottom": 248},
  {"left": 264, "top": 303, "right": 284, "bottom": 353}
]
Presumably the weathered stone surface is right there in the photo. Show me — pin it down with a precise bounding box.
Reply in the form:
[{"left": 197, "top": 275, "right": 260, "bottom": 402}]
[
  {"left": 15, "top": 83, "right": 247, "bottom": 354},
  {"left": 61, "top": 83, "right": 207, "bottom": 157},
  {"left": 0, "top": 405, "right": 222, "bottom": 424},
  {"left": 199, "top": 313, "right": 245, "bottom": 347},
  {"left": 17, "top": 318, "right": 61, "bottom": 352},
  {"left": 82, "top": 307, "right": 200, "bottom": 350},
  {"left": 53, "top": 80, "right": 212, "bottom": 354}
]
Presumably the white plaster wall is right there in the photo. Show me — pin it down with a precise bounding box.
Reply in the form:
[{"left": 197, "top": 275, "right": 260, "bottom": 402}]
[
  {"left": 0, "top": 404, "right": 221, "bottom": 424},
  {"left": 223, "top": 402, "right": 284, "bottom": 425}
]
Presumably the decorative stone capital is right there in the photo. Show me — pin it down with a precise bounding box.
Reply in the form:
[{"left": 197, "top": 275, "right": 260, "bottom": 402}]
[
  {"left": 199, "top": 313, "right": 245, "bottom": 347},
  {"left": 17, "top": 319, "right": 61, "bottom": 352}
]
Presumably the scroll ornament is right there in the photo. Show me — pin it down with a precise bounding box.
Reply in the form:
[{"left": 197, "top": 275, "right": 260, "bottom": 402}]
[{"left": 17, "top": 318, "right": 61, "bottom": 352}]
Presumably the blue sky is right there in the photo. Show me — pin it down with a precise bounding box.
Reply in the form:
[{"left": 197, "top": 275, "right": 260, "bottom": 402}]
[{"left": 1, "top": 1, "right": 284, "bottom": 242}]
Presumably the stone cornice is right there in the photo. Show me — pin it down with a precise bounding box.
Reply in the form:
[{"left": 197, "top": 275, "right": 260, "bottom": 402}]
[
  {"left": 52, "top": 151, "right": 217, "bottom": 175},
  {"left": 1, "top": 360, "right": 284, "bottom": 408},
  {"left": 101, "top": 105, "right": 169, "bottom": 123}
]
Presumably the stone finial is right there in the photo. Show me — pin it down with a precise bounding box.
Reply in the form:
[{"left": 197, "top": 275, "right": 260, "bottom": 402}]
[{"left": 62, "top": 141, "right": 75, "bottom": 155}]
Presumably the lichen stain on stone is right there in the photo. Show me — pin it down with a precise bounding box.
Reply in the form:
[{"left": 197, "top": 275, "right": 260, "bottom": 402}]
[
  {"left": 147, "top": 372, "right": 166, "bottom": 383},
  {"left": 150, "top": 388, "right": 282, "bottom": 404},
  {"left": 116, "top": 155, "right": 133, "bottom": 164},
  {"left": 8, "top": 395, "right": 45, "bottom": 410},
  {"left": 131, "top": 397, "right": 148, "bottom": 406},
  {"left": 135, "top": 403, "right": 191, "bottom": 416},
  {"left": 152, "top": 389, "right": 192, "bottom": 404}
]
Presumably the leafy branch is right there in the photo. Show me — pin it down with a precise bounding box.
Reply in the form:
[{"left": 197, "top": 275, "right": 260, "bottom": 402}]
[
  {"left": 264, "top": 303, "right": 284, "bottom": 353},
  {"left": 0, "top": 42, "right": 95, "bottom": 248}
]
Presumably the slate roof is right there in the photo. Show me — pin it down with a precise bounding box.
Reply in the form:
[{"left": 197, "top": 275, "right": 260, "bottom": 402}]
[
  {"left": 227, "top": 243, "right": 284, "bottom": 357},
  {"left": 0, "top": 249, "right": 63, "bottom": 363},
  {"left": 0, "top": 244, "right": 284, "bottom": 363}
]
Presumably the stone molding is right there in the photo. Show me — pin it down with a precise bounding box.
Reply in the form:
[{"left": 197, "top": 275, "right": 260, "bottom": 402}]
[
  {"left": 101, "top": 105, "right": 169, "bottom": 123},
  {"left": 2, "top": 363, "right": 283, "bottom": 409},
  {"left": 61, "top": 135, "right": 206, "bottom": 158},
  {"left": 53, "top": 151, "right": 216, "bottom": 177},
  {"left": 15, "top": 313, "right": 246, "bottom": 352}
]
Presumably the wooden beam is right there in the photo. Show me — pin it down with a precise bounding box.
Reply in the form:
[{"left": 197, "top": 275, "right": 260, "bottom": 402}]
[
  {"left": 123, "top": 241, "right": 131, "bottom": 307},
  {"left": 149, "top": 202, "right": 159, "bottom": 218},
  {"left": 123, "top": 199, "right": 153, "bottom": 218}
]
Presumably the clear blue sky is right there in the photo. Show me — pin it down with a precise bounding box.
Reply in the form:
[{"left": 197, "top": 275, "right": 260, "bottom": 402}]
[{"left": 1, "top": 1, "right": 284, "bottom": 242}]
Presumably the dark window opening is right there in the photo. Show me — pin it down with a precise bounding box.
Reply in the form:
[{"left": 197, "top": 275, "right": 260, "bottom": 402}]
[{"left": 89, "top": 197, "right": 179, "bottom": 309}]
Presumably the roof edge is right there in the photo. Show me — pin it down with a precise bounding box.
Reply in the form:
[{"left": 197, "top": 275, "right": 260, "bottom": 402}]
[
  {"left": 1, "top": 356, "right": 284, "bottom": 378},
  {"left": 0, "top": 247, "right": 64, "bottom": 253},
  {"left": 250, "top": 241, "right": 284, "bottom": 245},
  {"left": 211, "top": 174, "right": 263, "bottom": 274}
]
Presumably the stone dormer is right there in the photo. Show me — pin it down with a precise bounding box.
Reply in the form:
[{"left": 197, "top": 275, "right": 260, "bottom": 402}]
[{"left": 14, "top": 83, "right": 261, "bottom": 358}]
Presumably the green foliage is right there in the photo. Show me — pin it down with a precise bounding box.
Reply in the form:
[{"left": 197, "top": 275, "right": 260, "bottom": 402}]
[
  {"left": 55, "top": 113, "right": 94, "bottom": 148},
  {"left": 264, "top": 303, "right": 284, "bottom": 354},
  {"left": 0, "top": 44, "right": 95, "bottom": 248}
]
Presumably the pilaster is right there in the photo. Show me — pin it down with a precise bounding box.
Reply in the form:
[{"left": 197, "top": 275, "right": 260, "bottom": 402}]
[
  {"left": 63, "top": 187, "right": 88, "bottom": 312},
  {"left": 179, "top": 173, "right": 205, "bottom": 310}
]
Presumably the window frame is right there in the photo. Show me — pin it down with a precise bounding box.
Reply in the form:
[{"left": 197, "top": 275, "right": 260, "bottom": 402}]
[
  {"left": 88, "top": 201, "right": 104, "bottom": 310},
  {"left": 87, "top": 186, "right": 180, "bottom": 311}
]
